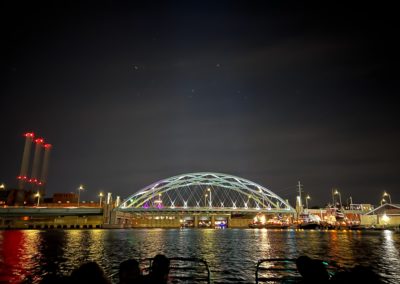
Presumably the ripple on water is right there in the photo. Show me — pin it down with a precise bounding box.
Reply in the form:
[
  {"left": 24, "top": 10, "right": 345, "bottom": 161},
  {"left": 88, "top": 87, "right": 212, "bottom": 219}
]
[{"left": 0, "top": 229, "right": 399, "bottom": 284}]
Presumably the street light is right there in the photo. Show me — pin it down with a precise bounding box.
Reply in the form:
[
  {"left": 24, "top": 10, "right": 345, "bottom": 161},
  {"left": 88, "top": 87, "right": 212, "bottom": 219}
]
[
  {"left": 154, "top": 193, "right": 163, "bottom": 208},
  {"left": 381, "top": 198, "right": 386, "bottom": 206},
  {"left": 305, "top": 195, "right": 311, "bottom": 209},
  {"left": 35, "top": 192, "right": 40, "bottom": 207},
  {"left": 207, "top": 188, "right": 211, "bottom": 207},
  {"left": 334, "top": 189, "right": 342, "bottom": 208},
  {"left": 77, "top": 184, "right": 84, "bottom": 207},
  {"left": 0, "top": 183, "right": 5, "bottom": 190},
  {"left": 205, "top": 194, "right": 208, "bottom": 207},
  {"left": 99, "top": 192, "right": 104, "bottom": 207},
  {"left": 383, "top": 191, "right": 392, "bottom": 204}
]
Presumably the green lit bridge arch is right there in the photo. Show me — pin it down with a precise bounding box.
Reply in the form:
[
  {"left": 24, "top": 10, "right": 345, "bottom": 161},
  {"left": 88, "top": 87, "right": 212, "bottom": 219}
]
[{"left": 119, "top": 172, "right": 295, "bottom": 214}]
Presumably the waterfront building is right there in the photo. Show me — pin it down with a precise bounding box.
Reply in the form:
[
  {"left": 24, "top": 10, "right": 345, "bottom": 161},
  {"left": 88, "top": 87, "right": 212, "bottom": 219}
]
[{"left": 361, "top": 203, "right": 400, "bottom": 228}]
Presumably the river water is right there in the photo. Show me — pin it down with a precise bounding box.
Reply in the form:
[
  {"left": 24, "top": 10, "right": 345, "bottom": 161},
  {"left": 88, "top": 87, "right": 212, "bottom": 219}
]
[{"left": 0, "top": 229, "right": 399, "bottom": 283}]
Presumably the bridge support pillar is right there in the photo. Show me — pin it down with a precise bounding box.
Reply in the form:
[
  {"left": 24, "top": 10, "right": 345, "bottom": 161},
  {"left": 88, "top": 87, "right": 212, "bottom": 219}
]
[
  {"left": 211, "top": 215, "right": 215, "bottom": 228},
  {"left": 194, "top": 215, "right": 198, "bottom": 228}
]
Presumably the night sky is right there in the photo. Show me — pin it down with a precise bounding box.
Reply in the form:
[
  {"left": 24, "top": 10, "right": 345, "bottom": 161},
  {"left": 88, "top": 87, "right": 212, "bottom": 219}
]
[{"left": 1, "top": 1, "right": 398, "bottom": 206}]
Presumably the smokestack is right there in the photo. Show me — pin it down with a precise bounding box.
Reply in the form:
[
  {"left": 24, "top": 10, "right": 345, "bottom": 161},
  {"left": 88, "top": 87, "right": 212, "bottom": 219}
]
[
  {"left": 39, "top": 143, "right": 52, "bottom": 193},
  {"left": 30, "top": 138, "right": 44, "bottom": 186},
  {"left": 18, "top": 132, "right": 35, "bottom": 189}
]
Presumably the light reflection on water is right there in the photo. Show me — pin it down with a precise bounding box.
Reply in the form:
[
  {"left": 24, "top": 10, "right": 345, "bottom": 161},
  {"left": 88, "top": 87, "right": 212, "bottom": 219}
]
[{"left": 0, "top": 229, "right": 399, "bottom": 283}]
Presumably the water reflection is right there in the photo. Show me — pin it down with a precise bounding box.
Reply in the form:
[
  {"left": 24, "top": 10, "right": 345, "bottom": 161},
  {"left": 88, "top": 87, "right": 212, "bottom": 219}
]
[
  {"left": 379, "top": 230, "right": 400, "bottom": 281},
  {"left": 0, "top": 229, "right": 399, "bottom": 283}
]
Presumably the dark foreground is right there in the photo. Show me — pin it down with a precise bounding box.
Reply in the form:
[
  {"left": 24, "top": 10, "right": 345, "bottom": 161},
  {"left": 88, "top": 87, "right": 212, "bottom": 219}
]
[{"left": 0, "top": 229, "right": 399, "bottom": 283}]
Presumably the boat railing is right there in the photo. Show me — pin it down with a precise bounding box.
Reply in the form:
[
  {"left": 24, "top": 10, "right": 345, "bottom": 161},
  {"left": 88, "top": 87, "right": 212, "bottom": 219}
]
[
  {"left": 139, "top": 257, "right": 211, "bottom": 284},
  {"left": 256, "top": 258, "right": 340, "bottom": 283}
]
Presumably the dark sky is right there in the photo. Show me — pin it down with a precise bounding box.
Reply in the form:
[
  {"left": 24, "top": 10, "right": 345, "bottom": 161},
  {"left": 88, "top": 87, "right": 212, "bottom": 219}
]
[{"left": 1, "top": 1, "right": 398, "bottom": 206}]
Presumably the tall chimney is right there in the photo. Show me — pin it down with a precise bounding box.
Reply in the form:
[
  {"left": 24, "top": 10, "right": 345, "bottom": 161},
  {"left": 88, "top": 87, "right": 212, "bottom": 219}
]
[
  {"left": 39, "top": 143, "right": 52, "bottom": 193},
  {"left": 18, "top": 132, "right": 35, "bottom": 189},
  {"left": 30, "top": 138, "right": 44, "bottom": 186}
]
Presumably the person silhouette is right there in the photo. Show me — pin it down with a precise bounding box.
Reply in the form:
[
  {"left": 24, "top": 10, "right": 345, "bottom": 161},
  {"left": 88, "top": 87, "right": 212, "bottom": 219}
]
[
  {"left": 142, "top": 254, "right": 170, "bottom": 284},
  {"left": 70, "top": 261, "right": 111, "bottom": 284},
  {"left": 119, "top": 259, "right": 141, "bottom": 284},
  {"left": 296, "top": 256, "right": 329, "bottom": 283}
]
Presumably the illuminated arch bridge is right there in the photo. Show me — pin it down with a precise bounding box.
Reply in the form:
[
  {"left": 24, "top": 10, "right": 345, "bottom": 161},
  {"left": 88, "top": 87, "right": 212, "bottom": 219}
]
[{"left": 119, "top": 172, "right": 295, "bottom": 214}]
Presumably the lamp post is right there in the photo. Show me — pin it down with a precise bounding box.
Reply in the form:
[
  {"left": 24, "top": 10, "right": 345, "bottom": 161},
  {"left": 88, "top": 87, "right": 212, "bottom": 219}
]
[
  {"left": 35, "top": 192, "right": 40, "bottom": 207},
  {"left": 99, "top": 192, "right": 104, "bottom": 207},
  {"left": 305, "top": 195, "right": 311, "bottom": 209},
  {"left": 154, "top": 193, "right": 162, "bottom": 208},
  {"left": 381, "top": 198, "right": 386, "bottom": 206},
  {"left": 77, "top": 185, "right": 84, "bottom": 207},
  {"left": 205, "top": 194, "right": 208, "bottom": 207},
  {"left": 383, "top": 191, "right": 392, "bottom": 204},
  {"left": 207, "top": 188, "right": 211, "bottom": 207},
  {"left": 334, "top": 189, "right": 342, "bottom": 208}
]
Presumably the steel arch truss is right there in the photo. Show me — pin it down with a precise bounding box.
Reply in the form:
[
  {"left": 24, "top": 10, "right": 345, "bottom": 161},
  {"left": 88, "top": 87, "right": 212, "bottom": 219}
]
[{"left": 119, "top": 172, "right": 294, "bottom": 212}]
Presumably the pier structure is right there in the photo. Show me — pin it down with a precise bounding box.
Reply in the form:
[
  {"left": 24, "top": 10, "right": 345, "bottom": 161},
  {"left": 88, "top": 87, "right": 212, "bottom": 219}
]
[{"left": 0, "top": 207, "right": 103, "bottom": 229}]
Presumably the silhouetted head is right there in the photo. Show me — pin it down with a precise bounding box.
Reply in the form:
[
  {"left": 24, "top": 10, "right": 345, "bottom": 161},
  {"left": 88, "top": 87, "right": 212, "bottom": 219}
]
[
  {"left": 296, "top": 256, "right": 329, "bottom": 283},
  {"left": 151, "top": 254, "right": 170, "bottom": 280},
  {"left": 119, "top": 259, "right": 141, "bottom": 284},
  {"left": 70, "top": 261, "right": 110, "bottom": 284},
  {"left": 296, "top": 256, "right": 313, "bottom": 278}
]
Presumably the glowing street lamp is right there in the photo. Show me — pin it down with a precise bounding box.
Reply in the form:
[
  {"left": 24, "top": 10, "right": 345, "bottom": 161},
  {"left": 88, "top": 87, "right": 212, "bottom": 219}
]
[
  {"left": 205, "top": 194, "right": 208, "bottom": 207},
  {"left": 383, "top": 191, "right": 392, "bottom": 204},
  {"left": 305, "top": 195, "right": 311, "bottom": 209},
  {"left": 154, "top": 193, "right": 162, "bottom": 207},
  {"left": 334, "top": 189, "right": 342, "bottom": 208},
  {"left": 207, "top": 188, "right": 212, "bottom": 207},
  {"left": 77, "top": 185, "right": 84, "bottom": 207},
  {"left": 99, "top": 192, "right": 104, "bottom": 207},
  {"left": 35, "top": 191, "right": 40, "bottom": 207},
  {"left": 381, "top": 198, "right": 386, "bottom": 206},
  {"left": 0, "top": 183, "right": 5, "bottom": 190},
  {"left": 247, "top": 194, "right": 252, "bottom": 208}
]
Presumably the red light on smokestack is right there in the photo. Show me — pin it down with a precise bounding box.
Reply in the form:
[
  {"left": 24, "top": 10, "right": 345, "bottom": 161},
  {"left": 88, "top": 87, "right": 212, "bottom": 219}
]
[
  {"left": 18, "top": 133, "right": 34, "bottom": 189},
  {"left": 35, "top": 138, "right": 44, "bottom": 144}
]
